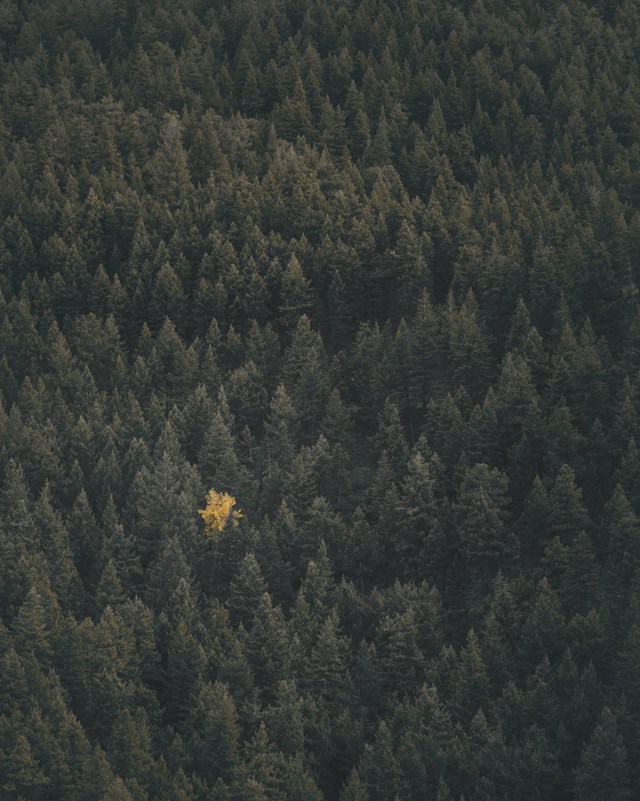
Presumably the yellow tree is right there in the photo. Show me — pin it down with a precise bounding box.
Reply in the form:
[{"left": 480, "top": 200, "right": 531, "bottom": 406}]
[{"left": 199, "top": 489, "right": 243, "bottom": 537}]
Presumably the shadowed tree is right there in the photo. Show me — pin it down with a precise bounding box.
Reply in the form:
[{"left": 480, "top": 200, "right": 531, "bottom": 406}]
[
  {"left": 575, "top": 707, "right": 630, "bottom": 801},
  {"left": 186, "top": 680, "right": 241, "bottom": 785},
  {"left": 149, "top": 114, "right": 192, "bottom": 209}
]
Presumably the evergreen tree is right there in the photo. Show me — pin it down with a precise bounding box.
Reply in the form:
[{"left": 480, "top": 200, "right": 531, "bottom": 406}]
[
  {"left": 548, "top": 464, "right": 591, "bottom": 543},
  {"left": 279, "top": 252, "right": 314, "bottom": 330},
  {"left": 453, "top": 463, "right": 515, "bottom": 605},
  {"left": 187, "top": 680, "right": 240, "bottom": 785},
  {"left": 575, "top": 707, "right": 630, "bottom": 801},
  {"left": 228, "top": 552, "right": 268, "bottom": 628},
  {"left": 359, "top": 722, "right": 405, "bottom": 801},
  {"left": 149, "top": 114, "right": 192, "bottom": 209}
]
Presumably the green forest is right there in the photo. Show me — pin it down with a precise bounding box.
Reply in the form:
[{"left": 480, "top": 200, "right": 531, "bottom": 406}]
[{"left": 1, "top": 0, "right": 640, "bottom": 798}]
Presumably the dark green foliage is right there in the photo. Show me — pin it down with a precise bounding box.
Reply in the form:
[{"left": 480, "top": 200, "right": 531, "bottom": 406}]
[
  {"left": 575, "top": 707, "right": 630, "bottom": 801},
  {"left": 1, "top": 1, "right": 640, "bottom": 798}
]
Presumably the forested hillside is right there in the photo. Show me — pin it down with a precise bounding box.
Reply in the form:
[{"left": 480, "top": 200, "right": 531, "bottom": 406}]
[{"left": 1, "top": 0, "right": 640, "bottom": 798}]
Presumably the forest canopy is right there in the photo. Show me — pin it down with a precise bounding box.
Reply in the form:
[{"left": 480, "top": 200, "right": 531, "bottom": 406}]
[{"left": 1, "top": 0, "right": 640, "bottom": 799}]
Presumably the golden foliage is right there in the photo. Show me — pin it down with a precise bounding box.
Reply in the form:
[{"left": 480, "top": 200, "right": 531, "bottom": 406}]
[{"left": 198, "top": 488, "right": 243, "bottom": 537}]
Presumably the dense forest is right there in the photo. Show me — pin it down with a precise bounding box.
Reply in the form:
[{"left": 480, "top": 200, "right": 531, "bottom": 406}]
[{"left": 1, "top": 0, "right": 640, "bottom": 798}]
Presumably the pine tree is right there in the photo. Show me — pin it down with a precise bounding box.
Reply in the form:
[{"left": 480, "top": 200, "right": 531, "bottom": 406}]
[
  {"left": 100, "top": 777, "right": 135, "bottom": 801},
  {"left": 548, "top": 464, "right": 591, "bottom": 543},
  {"left": 131, "top": 426, "right": 202, "bottom": 563},
  {"left": 245, "top": 592, "right": 292, "bottom": 700},
  {"left": 2, "top": 733, "right": 50, "bottom": 796},
  {"left": 33, "top": 481, "right": 83, "bottom": 611},
  {"left": 67, "top": 487, "right": 103, "bottom": 592},
  {"left": 264, "top": 678, "right": 305, "bottom": 758},
  {"left": 95, "top": 559, "right": 127, "bottom": 611},
  {"left": 520, "top": 578, "right": 566, "bottom": 665},
  {"left": 376, "top": 606, "right": 425, "bottom": 695},
  {"left": 454, "top": 463, "right": 515, "bottom": 604},
  {"left": 235, "top": 723, "right": 283, "bottom": 801},
  {"left": 187, "top": 680, "right": 240, "bottom": 785},
  {"left": 0, "top": 458, "right": 36, "bottom": 550},
  {"left": 339, "top": 769, "right": 369, "bottom": 801},
  {"left": 279, "top": 252, "right": 314, "bottom": 330},
  {"left": 359, "top": 722, "right": 404, "bottom": 801},
  {"left": 575, "top": 708, "right": 630, "bottom": 801},
  {"left": 264, "top": 384, "right": 300, "bottom": 478},
  {"left": 149, "top": 114, "right": 192, "bottom": 209},
  {"left": 373, "top": 398, "right": 409, "bottom": 481},
  {"left": 304, "top": 612, "right": 353, "bottom": 712},
  {"left": 282, "top": 315, "right": 330, "bottom": 441},
  {"left": 100, "top": 495, "right": 140, "bottom": 594},
  {"left": 396, "top": 450, "right": 441, "bottom": 579},
  {"left": 541, "top": 531, "right": 599, "bottom": 618},
  {"left": 228, "top": 552, "right": 268, "bottom": 628},
  {"left": 106, "top": 707, "right": 157, "bottom": 793},
  {"left": 614, "top": 438, "right": 640, "bottom": 512},
  {"left": 163, "top": 616, "right": 207, "bottom": 728}
]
